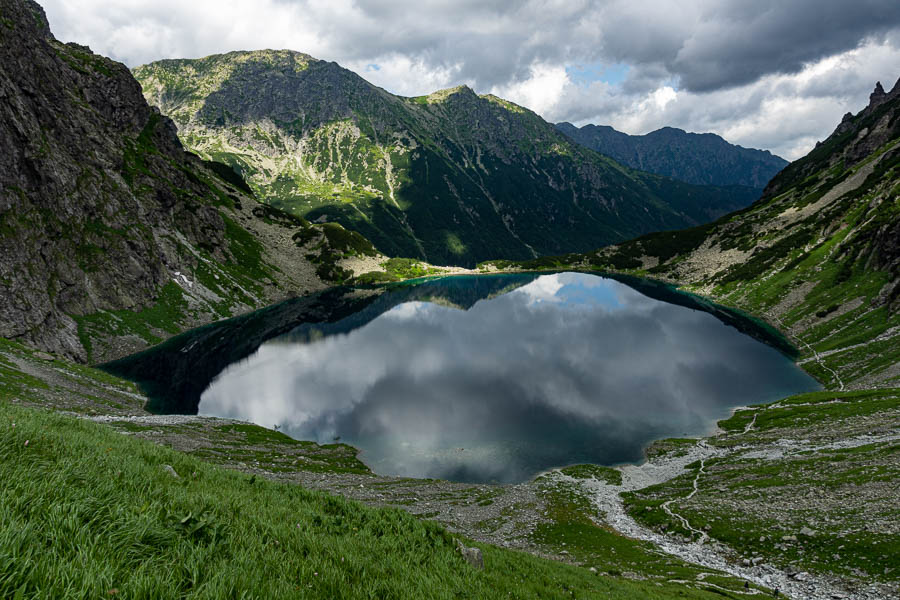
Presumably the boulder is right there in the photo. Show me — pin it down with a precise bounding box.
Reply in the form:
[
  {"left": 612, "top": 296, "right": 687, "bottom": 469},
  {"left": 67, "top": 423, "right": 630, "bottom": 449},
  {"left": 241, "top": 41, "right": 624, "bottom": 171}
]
[{"left": 455, "top": 539, "right": 484, "bottom": 570}]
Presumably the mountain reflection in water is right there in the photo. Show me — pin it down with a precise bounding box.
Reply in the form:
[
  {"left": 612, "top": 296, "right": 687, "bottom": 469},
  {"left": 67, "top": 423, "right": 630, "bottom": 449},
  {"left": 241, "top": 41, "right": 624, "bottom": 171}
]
[{"left": 198, "top": 273, "right": 819, "bottom": 483}]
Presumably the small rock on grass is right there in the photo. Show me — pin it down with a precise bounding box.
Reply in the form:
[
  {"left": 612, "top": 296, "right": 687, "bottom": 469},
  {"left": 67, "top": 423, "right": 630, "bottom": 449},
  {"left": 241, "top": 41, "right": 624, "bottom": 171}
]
[
  {"left": 456, "top": 539, "right": 484, "bottom": 570},
  {"left": 162, "top": 465, "right": 180, "bottom": 479}
]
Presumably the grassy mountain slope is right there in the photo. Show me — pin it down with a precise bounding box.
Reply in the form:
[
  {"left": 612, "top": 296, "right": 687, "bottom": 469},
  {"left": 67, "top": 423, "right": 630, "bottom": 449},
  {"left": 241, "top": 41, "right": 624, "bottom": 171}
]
[
  {"left": 622, "top": 388, "right": 899, "bottom": 594},
  {"left": 556, "top": 123, "right": 788, "bottom": 189},
  {"left": 133, "top": 51, "right": 759, "bottom": 266},
  {"left": 0, "top": 0, "right": 385, "bottom": 364}
]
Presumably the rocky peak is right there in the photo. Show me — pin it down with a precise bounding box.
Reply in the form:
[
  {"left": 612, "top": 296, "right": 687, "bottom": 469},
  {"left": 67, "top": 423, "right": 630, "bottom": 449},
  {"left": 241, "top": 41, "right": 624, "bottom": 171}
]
[
  {"left": 765, "top": 75, "right": 900, "bottom": 202},
  {"left": 865, "top": 77, "right": 900, "bottom": 112},
  {"left": 424, "top": 84, "right": 477, "bottom": 104},
  {"left": 868, "top": 81, "right": 887, "bottom": 109},
  {"left": 5, "top": 0, "right": 54, "bottom": 40}
]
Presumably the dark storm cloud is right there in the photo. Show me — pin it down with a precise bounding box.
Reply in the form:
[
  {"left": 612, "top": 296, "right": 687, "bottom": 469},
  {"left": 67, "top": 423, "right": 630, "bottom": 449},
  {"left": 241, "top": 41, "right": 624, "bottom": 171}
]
[
  {"left": 47, "top": 0, "right": 899, "bottom": 93},
  {"left": 663, "top": 0, "right": 900, "bottom": 91},
  {"left": 319, "top": 0, "right": 900, "bottom": 93},
  {"left": 200, "top": 274, "right": 818, "bottom": 483}
]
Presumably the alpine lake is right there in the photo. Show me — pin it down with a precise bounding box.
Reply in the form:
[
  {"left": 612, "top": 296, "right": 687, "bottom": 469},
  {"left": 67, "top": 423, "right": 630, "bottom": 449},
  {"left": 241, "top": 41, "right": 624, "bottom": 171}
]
[{"left": 105, "top": 272, "right": 820, "bottom": 484}]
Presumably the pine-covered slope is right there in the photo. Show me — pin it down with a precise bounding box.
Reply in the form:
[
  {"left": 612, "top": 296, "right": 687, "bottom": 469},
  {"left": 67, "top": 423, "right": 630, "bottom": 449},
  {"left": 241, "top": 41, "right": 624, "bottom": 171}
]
[
  {"left": 556, "top": 123, "right": 788, "bottom": 189},
  {"left": 530, "top": 80, "right": 900, "bottom": 390},
  {"left": 0, "top": 0, "right": 379, "bottom": 363},
  {"left": 133, "top": 51, "right": 759, "bottom": 266}
]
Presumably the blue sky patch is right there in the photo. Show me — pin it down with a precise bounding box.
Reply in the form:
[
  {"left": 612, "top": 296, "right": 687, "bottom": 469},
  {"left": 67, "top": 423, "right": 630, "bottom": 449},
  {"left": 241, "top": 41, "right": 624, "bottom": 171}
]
[{"left": 566, "top": 62, "right": 630, "bottom": 86}]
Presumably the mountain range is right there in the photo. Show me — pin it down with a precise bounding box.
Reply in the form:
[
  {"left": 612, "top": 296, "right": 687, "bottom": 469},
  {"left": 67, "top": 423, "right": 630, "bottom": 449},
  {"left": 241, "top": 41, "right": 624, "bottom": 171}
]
[
  {"left": 555, "top": 123, "right": 788, "bottom": 189},
  {"left": 132, "top": 51, "right": 760, "bottom": 266}
]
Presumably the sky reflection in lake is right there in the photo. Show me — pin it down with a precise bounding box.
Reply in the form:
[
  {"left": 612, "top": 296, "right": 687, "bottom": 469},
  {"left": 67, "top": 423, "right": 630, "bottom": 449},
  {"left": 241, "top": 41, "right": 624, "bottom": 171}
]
[{"left": 199, "top": 273, "right": 819, "bottom": 483}]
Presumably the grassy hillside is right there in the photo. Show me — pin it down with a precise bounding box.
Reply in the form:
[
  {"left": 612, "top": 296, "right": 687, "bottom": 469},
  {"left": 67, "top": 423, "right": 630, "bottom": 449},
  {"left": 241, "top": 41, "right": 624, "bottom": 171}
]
[
  {"left": 1, "top": 335, "right": 757, "bottom": 600},
  {"left": 622, "top": 388, "right": 899, "bottom": 594},
  {"left": 133, "top": 51, "right": 758, "bottom": 266}
]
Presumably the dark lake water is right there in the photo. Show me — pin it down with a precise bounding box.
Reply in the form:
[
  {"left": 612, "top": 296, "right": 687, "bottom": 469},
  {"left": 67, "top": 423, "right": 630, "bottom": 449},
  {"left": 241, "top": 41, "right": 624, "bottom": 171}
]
[{"left": 196, "top": 272, "right": 820, "bottom": 483}]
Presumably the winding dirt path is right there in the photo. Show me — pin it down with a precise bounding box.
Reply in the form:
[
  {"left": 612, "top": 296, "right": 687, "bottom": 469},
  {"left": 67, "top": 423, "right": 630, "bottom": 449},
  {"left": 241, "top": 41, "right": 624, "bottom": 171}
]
[
  {"left": 661, "top": 444, "right": 709, "bottom": 544},
  {"left": 770, "top": 314, "right": 845, "bottom": 391}
]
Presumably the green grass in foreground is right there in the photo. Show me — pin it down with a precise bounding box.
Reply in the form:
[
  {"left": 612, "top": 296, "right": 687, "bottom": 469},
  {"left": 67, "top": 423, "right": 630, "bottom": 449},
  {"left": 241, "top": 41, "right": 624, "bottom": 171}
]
[{"left": 1, "top": 401, "right": 736, "bottom": 600}]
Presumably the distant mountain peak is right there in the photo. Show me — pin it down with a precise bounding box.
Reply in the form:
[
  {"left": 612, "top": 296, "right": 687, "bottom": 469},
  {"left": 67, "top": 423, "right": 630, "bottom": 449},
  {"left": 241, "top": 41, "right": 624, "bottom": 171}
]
[
  {"left": 557, "top": 122, "right": 787, "bottom": 189},
  {"left": 422, "top": 84, "right": 477, "bottom": 103},
  {"left": 653, "top": 126, "right": 686, "bottom": 134}
]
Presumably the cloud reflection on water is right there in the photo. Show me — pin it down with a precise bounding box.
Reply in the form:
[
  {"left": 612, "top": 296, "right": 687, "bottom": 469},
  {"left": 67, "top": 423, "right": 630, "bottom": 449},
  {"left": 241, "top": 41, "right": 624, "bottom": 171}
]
[{"left": 199, "top": 273, "right": 819, "bottom": 483}]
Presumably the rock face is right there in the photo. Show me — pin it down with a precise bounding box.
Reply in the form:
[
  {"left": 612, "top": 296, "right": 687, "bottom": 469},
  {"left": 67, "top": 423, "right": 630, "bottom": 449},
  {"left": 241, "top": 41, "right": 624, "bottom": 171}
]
[
  {"left": 556, "top": 123, "right": 788, "bottom": 189},
  {"left": 133, "top": 51, "right": 759, "bottom": 266},
  {"left": 0, "top": 0, "right": 361, "bottom": 362}
]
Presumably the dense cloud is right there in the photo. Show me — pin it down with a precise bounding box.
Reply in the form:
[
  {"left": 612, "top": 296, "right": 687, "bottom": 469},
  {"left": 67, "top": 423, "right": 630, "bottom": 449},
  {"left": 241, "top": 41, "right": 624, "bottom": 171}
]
[
  {"left": 200, "top": 274, "right": 817, "bottom": 483},
  {"left": 41, "top": 0, "right": 900, "bottom": 159}
]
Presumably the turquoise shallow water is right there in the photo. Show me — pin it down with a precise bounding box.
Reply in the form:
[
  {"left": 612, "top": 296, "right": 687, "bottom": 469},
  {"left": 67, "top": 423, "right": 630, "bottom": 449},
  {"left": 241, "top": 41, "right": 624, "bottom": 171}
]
[{"left": 198, "top": 272, "right": 820, "bottom": 483}]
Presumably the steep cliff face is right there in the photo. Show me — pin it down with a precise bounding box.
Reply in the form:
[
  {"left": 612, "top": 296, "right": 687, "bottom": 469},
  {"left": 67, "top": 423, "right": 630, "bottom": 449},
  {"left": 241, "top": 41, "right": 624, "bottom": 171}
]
[
  {"left": 556, "top": 123, "right": 788, "bottom": 189},
  {"left": 134, "top": 51, "right": 759, "bottom": 266},
  {"left": 0, "top": 0, "right": 371, "bottom": 362}
]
